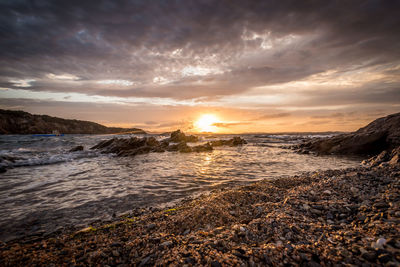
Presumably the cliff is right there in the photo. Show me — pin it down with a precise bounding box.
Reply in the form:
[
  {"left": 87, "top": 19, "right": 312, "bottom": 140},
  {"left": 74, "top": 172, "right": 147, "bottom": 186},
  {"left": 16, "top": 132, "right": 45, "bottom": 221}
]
[{"left": 0, "top": 109, "right": 146, "bottom": 135}]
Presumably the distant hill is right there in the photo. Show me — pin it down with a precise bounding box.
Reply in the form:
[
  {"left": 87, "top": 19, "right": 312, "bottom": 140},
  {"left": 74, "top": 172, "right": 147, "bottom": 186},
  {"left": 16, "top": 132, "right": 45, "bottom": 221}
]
[{"left": 0, "top": 109, "right": 146, "bottom": 135}]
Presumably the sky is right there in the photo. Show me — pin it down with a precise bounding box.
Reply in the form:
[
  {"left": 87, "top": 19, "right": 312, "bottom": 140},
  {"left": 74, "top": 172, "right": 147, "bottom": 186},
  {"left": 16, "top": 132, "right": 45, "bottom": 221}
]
[{"left": 0, "top": 0, "right": 399, "bottom": 133}]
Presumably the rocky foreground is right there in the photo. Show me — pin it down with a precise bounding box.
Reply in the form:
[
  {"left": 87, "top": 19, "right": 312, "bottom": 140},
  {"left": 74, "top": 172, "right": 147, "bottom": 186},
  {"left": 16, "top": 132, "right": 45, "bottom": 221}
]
[{"left": 1, "top": 161, "right": 399, "bottom": 266}]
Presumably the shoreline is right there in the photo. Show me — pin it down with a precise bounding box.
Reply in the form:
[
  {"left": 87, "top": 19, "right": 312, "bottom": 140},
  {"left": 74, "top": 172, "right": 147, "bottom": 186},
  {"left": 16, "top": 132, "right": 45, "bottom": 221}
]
[{"left": 1, "top": 165, "right": 399, "bottom": 266}]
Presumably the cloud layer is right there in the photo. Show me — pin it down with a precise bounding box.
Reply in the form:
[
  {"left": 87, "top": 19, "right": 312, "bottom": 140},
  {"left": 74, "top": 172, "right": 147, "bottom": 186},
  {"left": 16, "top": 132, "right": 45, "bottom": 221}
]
[{"left": 0, "top": 0, "right": 399, "bottom": 131}]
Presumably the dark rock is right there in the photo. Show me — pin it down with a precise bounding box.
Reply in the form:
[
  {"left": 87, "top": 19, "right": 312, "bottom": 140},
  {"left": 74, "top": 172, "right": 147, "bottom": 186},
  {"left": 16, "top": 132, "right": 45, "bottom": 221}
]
[
  {"left": 361, "top": 251, "right": 377, "bottom": 262},
  {"left": 211, "top": 260, "right": 222, "bottom": 267},
  {"left": 0, "top": 166, "right": 6, "bottom": 173},
  {"left": 69, "top": 145, "right": 84, "bottom": 152},
  {"left": 210, "top": 137, "right": 247, "bottom": 147},
  {"left": 296, "top": 112, "right": 400, "bottom": 155},
  {"left": 168, "top": 130, "right": 198, "bottom": 143},
  {"left": 192, "top": 142, "right": 213, "bottom": 152}
]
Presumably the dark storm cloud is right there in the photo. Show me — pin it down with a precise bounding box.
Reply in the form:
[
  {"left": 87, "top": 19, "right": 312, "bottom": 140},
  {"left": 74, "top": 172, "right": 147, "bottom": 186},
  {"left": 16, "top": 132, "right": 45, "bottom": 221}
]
[{"left": 1, "top": 0, "right": 400, "bottom": 101}]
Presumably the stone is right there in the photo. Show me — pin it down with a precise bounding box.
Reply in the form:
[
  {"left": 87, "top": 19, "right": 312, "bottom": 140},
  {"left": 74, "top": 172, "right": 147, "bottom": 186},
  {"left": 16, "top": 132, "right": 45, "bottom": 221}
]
[
  {"left": 69, "top": 145, "right": 84, "bottom": 152},
  {"left": 112, "top": 250, "right": 120, "bottom": 257},
  {"left": 350, "top": 187, "right": 359, "bottom": 194},
  {"left": 294, "top": 112, "right": 400, "bottom": 155},
  {"left": 211, "top": 261, "right": 222, "bottom": 267},
  {"left": 161, "top": 241, "right": 173, "bottom": 247},
  {"left": 147, "top": 224, "right": 156, "bottom": 230}
]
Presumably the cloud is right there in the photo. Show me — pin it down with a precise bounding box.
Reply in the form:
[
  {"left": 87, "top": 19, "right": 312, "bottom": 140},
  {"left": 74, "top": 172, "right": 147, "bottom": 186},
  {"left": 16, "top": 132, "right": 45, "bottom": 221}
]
[
  {"left": 0, "top": 0, "right": 399, "bottom": 102},
  {"left": 1, "top": 1, "right": 400, "bottom": 132},
  {"left": 256, "top": 113, "right": 291, "bottom": 120}
]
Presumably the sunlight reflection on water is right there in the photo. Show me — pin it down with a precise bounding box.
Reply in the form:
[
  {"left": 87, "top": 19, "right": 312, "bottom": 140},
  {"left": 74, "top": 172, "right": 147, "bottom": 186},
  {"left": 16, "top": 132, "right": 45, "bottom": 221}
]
[{"left": 0, "top": 134, "right": 361, "bottom": 241}]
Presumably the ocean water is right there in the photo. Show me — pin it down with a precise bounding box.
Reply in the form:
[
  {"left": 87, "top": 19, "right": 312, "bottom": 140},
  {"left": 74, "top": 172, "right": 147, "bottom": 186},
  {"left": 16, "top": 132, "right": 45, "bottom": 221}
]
[{"left": 0, "top": 133, "right": 361, "bottom": 242}]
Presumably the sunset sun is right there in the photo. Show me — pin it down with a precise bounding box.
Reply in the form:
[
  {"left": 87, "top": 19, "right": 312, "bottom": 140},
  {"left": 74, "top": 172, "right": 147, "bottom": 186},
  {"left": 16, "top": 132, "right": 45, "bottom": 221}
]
[{"left": 194, "top": 114, "right": 220, "bottom": 133}]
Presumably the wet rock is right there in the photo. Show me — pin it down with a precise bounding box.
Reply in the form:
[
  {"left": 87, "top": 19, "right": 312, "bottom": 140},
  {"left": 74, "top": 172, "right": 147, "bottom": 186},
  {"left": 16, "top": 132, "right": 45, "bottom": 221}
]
[
  {"left": 168, "top": 130, "right": 198, "bottom": 143},
  {"left": 293, "top": 112, "right": 400, "bottom": 155},
  {"left": 210, "top": 137, "right": 247, "bottom": 147},
  {"left": 69, "top": 145, "right": 84, "bottom": 152}
]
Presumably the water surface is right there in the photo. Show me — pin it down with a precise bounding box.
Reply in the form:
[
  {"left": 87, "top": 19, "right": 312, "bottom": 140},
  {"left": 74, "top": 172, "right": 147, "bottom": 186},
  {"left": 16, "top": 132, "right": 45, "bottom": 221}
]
[{"left": 0, "top": 134, "right": 361, "bottom": 241}]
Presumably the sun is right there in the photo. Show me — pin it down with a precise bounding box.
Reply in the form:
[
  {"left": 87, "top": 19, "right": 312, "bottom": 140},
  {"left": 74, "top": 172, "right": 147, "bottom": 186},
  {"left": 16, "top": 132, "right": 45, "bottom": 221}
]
[{"left": 194, "top": 114, "right": 220, "bottom": 133}]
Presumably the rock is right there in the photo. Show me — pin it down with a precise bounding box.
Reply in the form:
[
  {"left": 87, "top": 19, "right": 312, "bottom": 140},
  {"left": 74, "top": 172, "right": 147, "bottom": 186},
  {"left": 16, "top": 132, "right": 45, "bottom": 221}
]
[
  {"left": 210, "top": 137, "right": 247, "bottom": 147},
  {"left": 147, "top": 224, "right": 156, "bottom": 230},
  {"left": 0, "top": 166, "right": 6, "bottom": 173},
  {"left": 211, "top": 261, "right": 222, "bottom": 267},
  {"left": 191, "top": 142, "right": 213, "bottom": 152},
  {"left": 350, "top": 187, "right": 359, "bottom": 194},
  {"left": 91, "top": 130, "right": 245, "bottom": 157},
  {"left": 295, "top": 112, "right": 400, "bottom": 155},
  {"left": 361, "top": 251, "right": 377, "bottom": 262},
  {"left": 323, "top": 190, "right": 332, "bottom": 195},
  {"left": 374, "top": 238, "right": 387, "bottom": 249},
  {"left": 160, "top": 241, "right": 173, "bottom": 247},
  {"left": 389, "top": 153, "right": 400, "bottom": 166},
  {"left": 303, "top": 204, "right": 311, "bottom": 210},
  {"left": 168, "top": 130, "right": 198, "bottom": 143},
  {"left": 112, "top": 250, "right": 120, "bottom": 257},
  {"left": 69, "top": 145, "right": 84, "bottom": 152}
]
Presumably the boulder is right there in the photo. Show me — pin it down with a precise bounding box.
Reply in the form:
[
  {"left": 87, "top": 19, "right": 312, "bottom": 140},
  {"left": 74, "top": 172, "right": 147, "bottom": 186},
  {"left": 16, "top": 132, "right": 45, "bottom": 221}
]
[
  {"left": 210, "top": 137, "right": 247, "bottom": 147},
  {"left": 168, "top": 130, "right": 199, "bottom": 143},
  {"left": 192, "top": 142, "right": 213, "bottom": 152},
  {"left": 69, "top": 145, "right": 84, "bottom": 152},
  {"left": 296, "top": 112, "right": 400, "bottom": 155}
]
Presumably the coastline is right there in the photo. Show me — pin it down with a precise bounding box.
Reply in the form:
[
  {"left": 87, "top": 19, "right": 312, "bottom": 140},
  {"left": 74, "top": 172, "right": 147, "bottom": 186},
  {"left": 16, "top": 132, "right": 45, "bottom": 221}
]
[{"left": 1, "top": 165, "right": 399, "bottom": 266}]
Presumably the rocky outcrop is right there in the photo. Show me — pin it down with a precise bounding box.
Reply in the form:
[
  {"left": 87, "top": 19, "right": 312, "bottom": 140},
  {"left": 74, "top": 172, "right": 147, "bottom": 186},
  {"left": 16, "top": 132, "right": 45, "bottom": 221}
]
[
  {"left": 91, "top": 130, "right": 246, "bottom": 157},
  {"left": 0, "top": 109, "right": 146, "bottom": 135},
  {"left": 362, "top": 146, "right": 400, "bottom": 167},
  {"left": 164, "top": 130, "right": 199, "bottom": 143},
  {"left": 294, "top": 112, "right": 400, "bottom": 155},
  {"left": 210, "top": 136, "right": 247, "bottom": 147}
]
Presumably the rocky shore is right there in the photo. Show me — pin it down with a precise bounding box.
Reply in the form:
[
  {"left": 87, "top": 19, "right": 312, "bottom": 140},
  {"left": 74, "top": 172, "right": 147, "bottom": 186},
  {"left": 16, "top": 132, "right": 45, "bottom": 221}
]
[
  {"left": 292, "top": 112, "right": 400, "bottom": 155},
  {"left": 1, "top": 161, "right": 399, "bottom": 266}
]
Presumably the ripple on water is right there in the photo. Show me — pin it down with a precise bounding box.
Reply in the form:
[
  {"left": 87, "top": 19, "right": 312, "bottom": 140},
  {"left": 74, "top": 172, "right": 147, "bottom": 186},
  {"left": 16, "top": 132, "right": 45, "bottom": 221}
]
[{"left": 0, "top": 134, "right": 362, "bottom": 241}]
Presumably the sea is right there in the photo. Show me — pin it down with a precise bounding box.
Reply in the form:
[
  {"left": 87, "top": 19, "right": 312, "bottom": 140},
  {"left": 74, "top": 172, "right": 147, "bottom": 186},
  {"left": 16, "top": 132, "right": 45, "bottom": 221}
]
[{"left": 0, "top": 133, "right": 361, "bottom": 242}]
